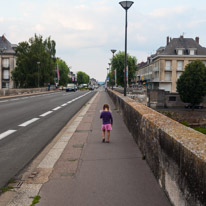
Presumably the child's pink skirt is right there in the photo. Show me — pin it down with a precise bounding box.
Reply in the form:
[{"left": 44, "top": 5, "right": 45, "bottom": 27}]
[{"left": 102, "top": 124, "right": 112, "bottom": 131}]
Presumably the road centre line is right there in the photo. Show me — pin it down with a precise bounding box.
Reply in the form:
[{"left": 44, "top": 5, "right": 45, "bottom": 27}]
[
  {"left": 19, "top": 118, "right": 40, "bottom": 127},
  {"left": 61, "top": 103, "right": 67, "bottom": 107},
  {"left": 0, "top": 130, "right": 16, "bottom": 140},
  {"left": 53, "top": 106, "right": 61, "bottom": 111},
  {"left": 40, "top": 111, "right": 53, "bottom": 117}
]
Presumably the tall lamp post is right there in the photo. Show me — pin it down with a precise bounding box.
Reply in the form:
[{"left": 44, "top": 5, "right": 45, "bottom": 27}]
[
  {"left": 37, "top": 62, "right": 40, "bottom": 88},
  {"left": 111, "top": 49, "right": 117, "bottom": 87},
  {"left": 119, "top": 1, "right": 134, "bottom": 96}
]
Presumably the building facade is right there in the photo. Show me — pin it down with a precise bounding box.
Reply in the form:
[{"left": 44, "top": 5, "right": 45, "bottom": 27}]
[
  {"left": 0, "top": 35, "right": 17, "bottom": 89},
  {"left": 136, "top": 36, "right": 206, "bottom": 92}
]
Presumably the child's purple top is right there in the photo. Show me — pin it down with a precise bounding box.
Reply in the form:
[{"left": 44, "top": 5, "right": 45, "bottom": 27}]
[{"left": 100, "top": 111, "right": 113, "bottom": 125}]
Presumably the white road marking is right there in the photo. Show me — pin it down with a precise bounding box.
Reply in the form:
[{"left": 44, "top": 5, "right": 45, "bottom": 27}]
[
  {"left": 40, "top": 111, "right": 53, "bottom": 117},
  {"left": 0, "top": 100, "right": 9, "bottom": 103},
  {"left": 67, "top": 101, "right": 72, "bottom": 104},
  {"left": 53, "top": 106, "right": 61, "bottom": 111},
  {"left": 19, "top": 118, "right": 39, "bottom": 127},
  {"left": 10, "top": 98, "right": 20, "bottom": 101},
  {"left": 0, "top": 130, "right": 16, "bottom": 140},
  {"left": 61, "top": 103, "right": 67, "bottom": 107}
]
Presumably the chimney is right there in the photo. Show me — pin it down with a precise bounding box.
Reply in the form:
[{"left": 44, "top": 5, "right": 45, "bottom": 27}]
[
  {"left": 167, "top": 36, "right": 169, "bottom": 45},
  {"left": 180, "top": 35, "right": 183, "bottom": 40},
  {"left": 195, "top": 37, "right": 199, "bottom": 44}
]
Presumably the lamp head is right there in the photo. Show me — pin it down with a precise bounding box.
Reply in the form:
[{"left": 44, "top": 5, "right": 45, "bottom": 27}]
[
  {"left": 111, "top": 49, "right": 117, "bottom": 54},
  {"left": 119, "top": 1, "right": 134, "bottom": 10}
]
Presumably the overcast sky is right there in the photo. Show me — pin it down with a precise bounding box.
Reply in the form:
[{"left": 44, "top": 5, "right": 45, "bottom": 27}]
[{"left": 1, "top": 0, "right": 206, "bottom": 82}]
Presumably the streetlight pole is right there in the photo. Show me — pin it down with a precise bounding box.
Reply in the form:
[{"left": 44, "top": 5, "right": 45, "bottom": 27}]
[
  {"left": 119, "top": 1, "right": 134, "bottom": 96},
  {"left": 111, "top": 49, "right": 117, "bottom": 87},
  {"left": 37, "top": 62, "right": 40, "bottom": 88}
]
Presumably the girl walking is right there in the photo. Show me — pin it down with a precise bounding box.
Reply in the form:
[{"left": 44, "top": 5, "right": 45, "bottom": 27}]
[{"left": 100, "top": 104, "right": 113, "bottom": 143}]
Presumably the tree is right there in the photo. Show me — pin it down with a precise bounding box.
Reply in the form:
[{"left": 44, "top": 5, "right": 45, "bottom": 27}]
[
  {"left": 177, "top": 60, "right": 206, "bottom": 107},
  {"left": 56, "top": 58, "right": 70, "bottom": 86},
  {"left": 77, "top": 71, "right": 90, "bottom": 85},
  {"left": 12, "top": 34, "right": 56, "bottom": 88},
  {"left": 111, "top": 51, "right": 137, "bottom": 87}
]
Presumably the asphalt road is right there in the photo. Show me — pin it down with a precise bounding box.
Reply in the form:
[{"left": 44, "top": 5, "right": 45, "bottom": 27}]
[{"left": 0, "top": 90, "right": 96, "bottom": 189}]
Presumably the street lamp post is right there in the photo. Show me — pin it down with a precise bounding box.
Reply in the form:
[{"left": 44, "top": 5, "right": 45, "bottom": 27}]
[
  {"left": 111, "top": 49, "right": 117, "bottom": 87},
  {"left": 37, "top": 62, "right": 40, "bottom": 88},
  {"left": 119, "top": 1, "right": 134, "bottom": 96}
]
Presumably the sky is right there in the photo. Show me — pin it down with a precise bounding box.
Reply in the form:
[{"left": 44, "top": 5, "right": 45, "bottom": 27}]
[{"left": 1, "top": 0, "right": 206, "bottom": 82}]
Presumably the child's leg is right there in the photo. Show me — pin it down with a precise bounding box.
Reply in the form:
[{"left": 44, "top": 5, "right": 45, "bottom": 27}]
[
  {"left": 102, "top": 130, "right": 105, "bottom": 139},
  {"left": 106, "top": 130, "right": 110, "bottom": 142}
]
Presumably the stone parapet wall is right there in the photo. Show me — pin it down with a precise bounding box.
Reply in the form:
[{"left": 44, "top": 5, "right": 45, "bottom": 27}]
[
  {"left": 0, "top": 87, "right": 55, "bottom": 96},
  {"left": 108, "top": 89, "right": 206, "bottom": 206}
]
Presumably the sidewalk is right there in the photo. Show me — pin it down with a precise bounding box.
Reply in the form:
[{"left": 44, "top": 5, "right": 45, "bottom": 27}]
[{"left": 36, "top": 91, "right": 170, "bottom": 206}]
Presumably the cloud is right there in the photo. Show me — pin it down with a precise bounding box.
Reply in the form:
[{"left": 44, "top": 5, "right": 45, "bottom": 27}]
[
  {"left": 149, "top": 6, "right": 188, "bottom": 17},
  {"left": 0, "top": 17, "right": 4, "bottom": 23}
]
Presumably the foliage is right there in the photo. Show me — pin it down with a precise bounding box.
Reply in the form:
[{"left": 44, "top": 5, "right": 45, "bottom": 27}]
[
  {"left": 0, "top": 186, "right": 13, "bottom": 193},
  {"left": 110, "top": 51, "right": 137, "bottom": 87},
  {"left": 30, "top": 195, "right": 41, "bottom": 206},
  {"left": 193, "top": 127, "right": 206, "bottom": 135},
  {"left": 12, "top": 34, "right": 56, "bottom": 88},
  {"left": 77, "top": 71, "right": 90, "bottom": 85},
  {"left": 56, "top": 58, "right": 70, "bottom": 86},
  {"left": 177, "top": 60, "right": 206, "bottom": 107}
]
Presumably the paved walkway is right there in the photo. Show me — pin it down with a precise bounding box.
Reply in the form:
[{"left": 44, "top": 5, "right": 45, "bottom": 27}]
[{"left": 37, "top": 91, "right": 171, "bottom": 206}]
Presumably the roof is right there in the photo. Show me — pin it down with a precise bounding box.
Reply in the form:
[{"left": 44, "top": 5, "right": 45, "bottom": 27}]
[
  {"left": 0, "top": 35, "right": 16, "bottom": 54},
  {"left": 159, "top": 37, "right": 206, "bottom": 55}
]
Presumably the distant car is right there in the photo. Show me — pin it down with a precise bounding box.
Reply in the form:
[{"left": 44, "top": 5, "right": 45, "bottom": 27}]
[
  {"left": 88, "top": 85, "right": 94, "bottom": 90},
  {"left": 185, "top": 104, "right": 203, "bottom": 109},
  {"left": 66, "top": 84, "right": 76, "bottom": 92}
]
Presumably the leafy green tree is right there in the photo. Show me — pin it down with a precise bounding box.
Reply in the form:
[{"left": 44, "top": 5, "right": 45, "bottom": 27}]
[
  {"left": 12, "top": 34, "right": 56, "bottom": 88},
  {"left": 111, "top": 51, "right": 137, "bottom": 87},
  {"left": 56, "top": 58, "right": 70, "bottom": 86},
  {"left": 77, "top": 71, "right": 90, "bottom": 84},
  {"left": 177, "top": 60, "right": 206, "bottom": 107}
]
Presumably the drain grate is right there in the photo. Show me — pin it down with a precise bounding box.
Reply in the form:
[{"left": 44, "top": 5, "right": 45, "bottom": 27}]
[{"left": 10, "top": 180, "right": 23, "bottom": 188}]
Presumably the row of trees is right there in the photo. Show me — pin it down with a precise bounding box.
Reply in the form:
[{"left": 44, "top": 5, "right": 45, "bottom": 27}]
[
  {"left": 77, "top": 71, "right": 90, "bottom": 85},
  {"left": 12, "top": 34, "right": 57, "bottom": 88},
  {"left": 108, "top": 51, "right": 137, "bottom": 87},
  {"left": 12, "top": 34, "right": 90, "bottom": 88}
]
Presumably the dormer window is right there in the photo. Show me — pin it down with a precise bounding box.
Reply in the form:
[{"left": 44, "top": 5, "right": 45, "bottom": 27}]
[
  {"left": 188, "top": 48, "right": 196, "bottom": 55},
  {"left": 176, "top": 48, "right": 184, "bottom": 55}
]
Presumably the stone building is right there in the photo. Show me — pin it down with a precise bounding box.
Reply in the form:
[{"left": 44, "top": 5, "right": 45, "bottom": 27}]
[
  {"left": 0, "top": 35, "right": 17, "bottom": 89},
  {"left": 136, "top": 36, "right": 206, "bottom": 92}
]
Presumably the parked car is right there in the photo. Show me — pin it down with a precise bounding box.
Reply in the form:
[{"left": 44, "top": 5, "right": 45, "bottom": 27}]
[
  {"left": 88, "top": 85, "right": 94, "bottom": 90},
  {"left": 185, "top": 104, "right": 203, "bottom": 109},
  {"left": 66, "top": 84, "right": 77, "bottom": 92}
]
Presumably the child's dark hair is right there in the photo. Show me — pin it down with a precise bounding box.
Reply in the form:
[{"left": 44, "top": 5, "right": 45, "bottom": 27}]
[{"left": 103, "top": 104, "right": 109, "bottom": 110}]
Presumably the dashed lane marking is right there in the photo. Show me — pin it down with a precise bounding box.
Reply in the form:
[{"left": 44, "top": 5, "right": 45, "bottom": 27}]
[
  {"left": 61, "top": 103, "right": 67, "bottom": 107},
  {"left": 19, "top": 118, "right": 40, "bottom": 127},
  {"left": 40, "top": 111, "right": 53, "bottom": 117},
  {"left": 53, "top": 106, "right": 61, "bottom": 111},
  {"left": 0, "top": 130, "right": 16, "bottom": 140}
]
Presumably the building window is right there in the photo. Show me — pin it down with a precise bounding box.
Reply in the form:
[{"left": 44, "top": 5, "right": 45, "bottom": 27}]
[
  {"left": 2, "top": 82, "right": 9, "bottom": 88},
  {"left": 169, "top": 96, "right": 176, "bottom": 101},
  {"left": 3, "top": 70, "right": 10, "bottom": 79},
  {"left": 2, "top": 58, "right": 9, "bottom": 68},
  {"left": 165, "top": 61, "right": 171, "bottom": 70},
  {"left": 177, "top": 50, "right": 183, "bottom": 55},
  {"left": 189, "top": 49, "right": 195, "bottom": 55},
  {"left": 165, "top": 72, "right": 171, "bottom": 81},
  {"left": 177, "top": 61, "right": 183, "bottom": 70},
  {"left": 177, "top": 72, "right": 183, "bottom": 80}
]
